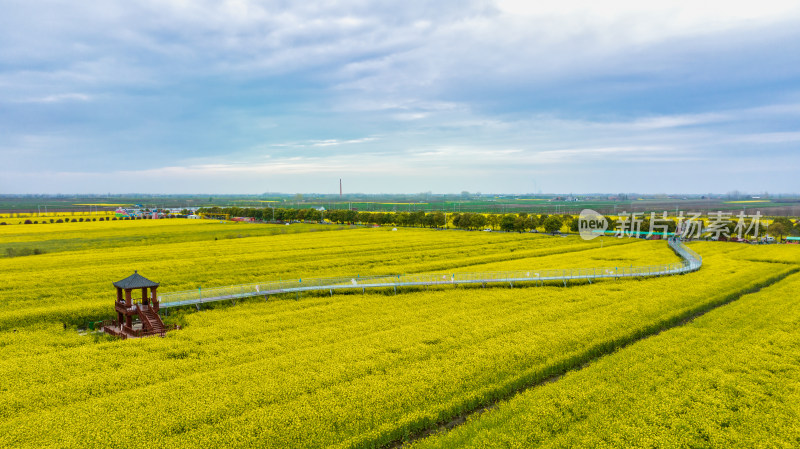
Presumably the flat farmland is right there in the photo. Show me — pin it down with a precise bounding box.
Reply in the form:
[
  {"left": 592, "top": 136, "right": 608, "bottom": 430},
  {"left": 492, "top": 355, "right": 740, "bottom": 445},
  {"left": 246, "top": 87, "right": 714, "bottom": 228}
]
[
  {"left": 0, "top": 219, "right": 797, "bottom": 448},
  {"left": 412, "top": 255, "right": 800, "bottom": 448}
]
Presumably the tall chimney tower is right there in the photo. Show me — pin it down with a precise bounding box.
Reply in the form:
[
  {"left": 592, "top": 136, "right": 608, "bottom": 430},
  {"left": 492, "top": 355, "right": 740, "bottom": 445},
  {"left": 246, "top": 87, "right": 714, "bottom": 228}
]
[{"left": 340, "top": 178, "right": 342, "bottom": 197}]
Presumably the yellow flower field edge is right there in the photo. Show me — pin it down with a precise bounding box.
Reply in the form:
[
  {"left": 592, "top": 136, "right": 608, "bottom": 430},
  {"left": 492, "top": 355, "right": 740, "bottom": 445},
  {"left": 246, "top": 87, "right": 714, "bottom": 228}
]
[
  {"left": 410, "top": 270, "right": 800, "bottom": 448},
  {"left": 0, "top": 248, "right": 794, "bottom": 448}
]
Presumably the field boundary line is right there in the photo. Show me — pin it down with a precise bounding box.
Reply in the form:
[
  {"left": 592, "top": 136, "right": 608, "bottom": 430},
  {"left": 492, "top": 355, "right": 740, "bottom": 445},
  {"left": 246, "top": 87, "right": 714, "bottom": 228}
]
[{"left": 381, "top": 265, "right": 800, "bottom": 449}]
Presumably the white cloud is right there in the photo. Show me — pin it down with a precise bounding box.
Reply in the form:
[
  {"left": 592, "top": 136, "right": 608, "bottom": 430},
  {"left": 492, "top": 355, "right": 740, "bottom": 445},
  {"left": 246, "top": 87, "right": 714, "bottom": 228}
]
[
  {"left": 310, "top": 137, "right": 376, "bottom": 147},
  {"left": 495, "top": 1, "right": 800, "bottom": 39},
  {"left": 393, "top": 112, "right": 428, "bottom": 121},
  {"left": 729, "top": 132, "right": 800, "bottom": 144},
  {"left": 533, "top": 146, "right": 667, "bottom": 162},
  {"left": 22, "top": 93, "right": 92, "bottom": 103},
  {"left": 1, "top": 1, "right": 799, "bottom": 194},
  {"left": 624, "top": 114, "right": 728, "bottom": 130}
]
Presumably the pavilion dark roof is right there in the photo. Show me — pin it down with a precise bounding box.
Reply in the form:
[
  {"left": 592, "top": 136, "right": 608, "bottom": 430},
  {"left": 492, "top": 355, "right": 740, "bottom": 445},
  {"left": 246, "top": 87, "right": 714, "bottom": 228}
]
[{"left": 113, "top": 271, "right": 159, "bottom": 289}]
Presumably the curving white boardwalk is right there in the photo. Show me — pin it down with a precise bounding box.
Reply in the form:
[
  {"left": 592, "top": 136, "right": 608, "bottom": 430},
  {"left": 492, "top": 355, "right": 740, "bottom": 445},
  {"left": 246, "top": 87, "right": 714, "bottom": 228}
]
[{"left": 159, "top": 239, "right": 702, "bottom": 309}]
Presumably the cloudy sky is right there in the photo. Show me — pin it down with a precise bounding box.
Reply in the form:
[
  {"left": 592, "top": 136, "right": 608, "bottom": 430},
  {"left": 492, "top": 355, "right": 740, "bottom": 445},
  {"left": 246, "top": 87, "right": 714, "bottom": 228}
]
[{"left": 2, "top": 0, "right": 800, "bottom": 194}]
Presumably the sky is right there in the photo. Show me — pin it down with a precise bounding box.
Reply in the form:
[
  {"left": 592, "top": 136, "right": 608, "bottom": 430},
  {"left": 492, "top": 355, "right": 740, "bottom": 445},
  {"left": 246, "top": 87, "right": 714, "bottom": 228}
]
[{"left": 2, "top": 0, "right": 800, "bottom": 195}]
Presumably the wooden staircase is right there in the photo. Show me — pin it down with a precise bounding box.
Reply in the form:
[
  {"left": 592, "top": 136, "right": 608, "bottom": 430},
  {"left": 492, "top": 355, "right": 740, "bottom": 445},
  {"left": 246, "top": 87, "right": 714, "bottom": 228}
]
[{"left": 137, "top": 304, "right": 165, "bottom": 334}]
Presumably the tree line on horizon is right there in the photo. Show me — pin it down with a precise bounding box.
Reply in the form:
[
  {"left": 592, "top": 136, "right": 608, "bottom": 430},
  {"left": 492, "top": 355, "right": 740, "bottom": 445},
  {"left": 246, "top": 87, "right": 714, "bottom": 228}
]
[
  {"left": 196, "top": 206, "right": 569, "bottom": 233},
  {"left": 196, "top": 206, "right": 800, "bottom": 239}
]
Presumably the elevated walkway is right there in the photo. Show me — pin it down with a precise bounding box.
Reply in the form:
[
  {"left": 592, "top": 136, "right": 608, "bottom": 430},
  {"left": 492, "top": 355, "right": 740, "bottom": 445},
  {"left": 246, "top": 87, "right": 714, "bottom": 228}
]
[{"left": 158, "top": 239, "right": 702, "bottom": 310}]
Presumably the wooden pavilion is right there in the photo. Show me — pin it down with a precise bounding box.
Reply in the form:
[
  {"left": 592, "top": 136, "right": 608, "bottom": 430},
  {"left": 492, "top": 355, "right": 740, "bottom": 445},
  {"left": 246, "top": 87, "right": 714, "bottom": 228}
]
[{"left": 103, "top": 271, "right": 173, "bottom": 339}]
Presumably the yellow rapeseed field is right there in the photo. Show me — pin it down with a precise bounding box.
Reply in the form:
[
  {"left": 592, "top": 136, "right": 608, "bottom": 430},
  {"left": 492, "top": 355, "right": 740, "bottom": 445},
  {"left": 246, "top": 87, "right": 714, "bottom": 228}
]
[
  {"left": 412, "top": 266, "right": 800, "bottom": 449},
  {"left": 0, "top": 219, "right": 797, "bottom": 448}
]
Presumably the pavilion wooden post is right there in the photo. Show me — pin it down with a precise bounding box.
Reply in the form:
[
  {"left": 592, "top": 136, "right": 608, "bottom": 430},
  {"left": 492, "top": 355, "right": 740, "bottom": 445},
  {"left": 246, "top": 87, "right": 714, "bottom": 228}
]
[
  {"left": 124, "top": 289, "right": 133, "bottom": 329},
  {"left": 116, "top": 287, "right": 123, "bottom": 325},
  {"left": 151, "top": 286, "right": 159, "bottom": 312}
]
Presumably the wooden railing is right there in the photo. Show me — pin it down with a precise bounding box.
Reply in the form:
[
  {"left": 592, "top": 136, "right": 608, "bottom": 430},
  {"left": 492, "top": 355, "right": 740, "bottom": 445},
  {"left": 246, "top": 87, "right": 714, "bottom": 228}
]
[
  {"left": 114, "top": 302, "right": 134, "bottom": 315},
  {"left": 101, "top": 319, "right": 180, "bottom": 339}
]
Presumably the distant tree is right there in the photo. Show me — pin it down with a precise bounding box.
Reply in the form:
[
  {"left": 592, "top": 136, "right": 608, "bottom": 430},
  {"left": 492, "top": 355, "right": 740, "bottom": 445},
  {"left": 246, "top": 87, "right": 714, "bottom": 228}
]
[
  {"left": 323, "top": 209, "right": 335, "bottom": 223},
  {"left": 432, "top": 212, "right": 446, "bottom": 229},
  {"left": 453, "top": 213, "right": 464, "bottom": 229},
  {"left": 570, "top": 217, "right": 579, "bottom": 232},
  {"left": 768, "top": 222, "right": 789, "bottom": 240},
  {"left": 451, "top": 213, "right": 462, "bottom": 228},
  {"left": 471, "top": 214, "right": 487, "bottom": 230},
  {"left": 527, "top": 214, "right": 540, "bottom": 229},
  {"left": 513, "top": 216, "right": 527, "bottom": 232},
  {"left": 538, "top": 214, "right": 549, "bottom": 229},
  {"left": 421, "top": 213, "right": 435, "bottom": 228},
  {"left": 771, "top": 217, "right": 794, "bottom": 231},
  {"left": 543, "top": 216, "right": 563, "bottom": 234},
  {"left": 454, "top": 213, "right": 470, "bottom": 229},
  {"left": 456, "top": 213, "right": 473, "bottom": 230},
  {"left": 410, "top": 210, "right": 425, "bottom": 227},
  {"left": 396, "top": 212, "right": 410, "bottom": 227},
  {"left": 500, "top": 214, "right": 516, "bottom": 232},
  {"left": 485, "top": 214, "right": 499, "bottom": 230},
  {"left": 373, "top": 212, "right": 382, "bottom": 224}
]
